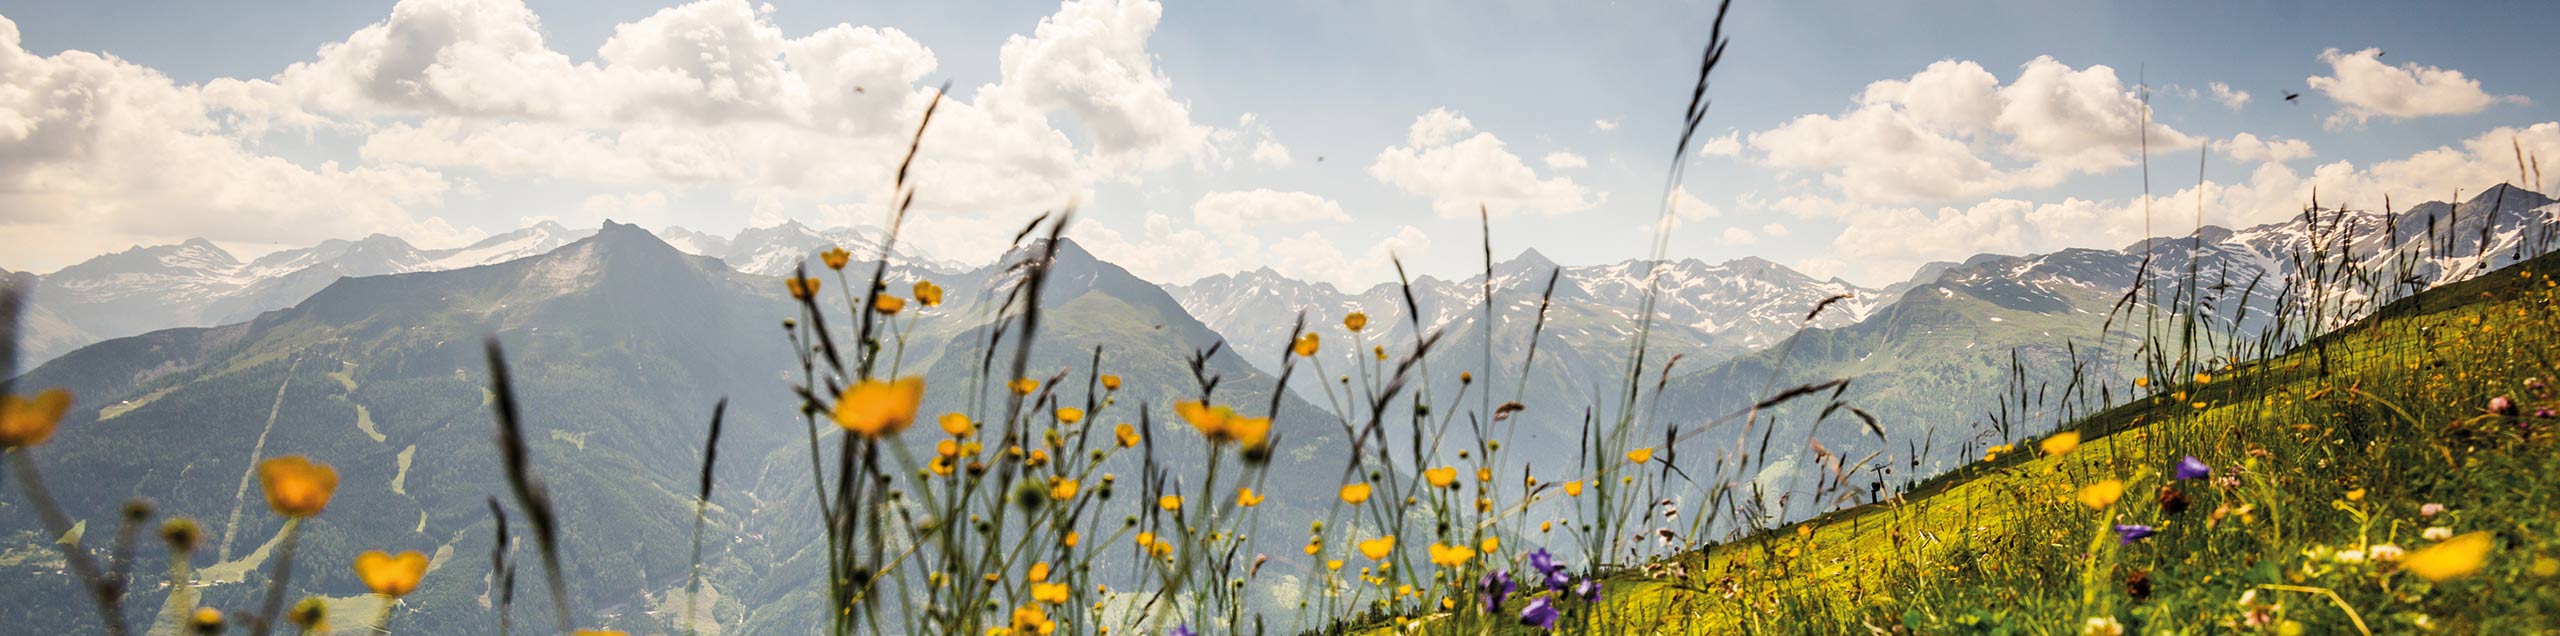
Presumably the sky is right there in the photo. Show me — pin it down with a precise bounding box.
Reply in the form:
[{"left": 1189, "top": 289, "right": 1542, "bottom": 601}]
[{"left": 3, "top": 0, "right": 2558, "bottom": 287}]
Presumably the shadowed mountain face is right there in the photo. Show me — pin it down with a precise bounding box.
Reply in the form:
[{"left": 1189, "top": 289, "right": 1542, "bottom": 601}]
[{"left": 0, "top": 224, "right": 1349, "bottom": 635}]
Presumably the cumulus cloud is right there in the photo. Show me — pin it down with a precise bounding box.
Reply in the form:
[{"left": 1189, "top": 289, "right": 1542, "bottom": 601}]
[
  {"left": 1542, "top": 152, "right": 1588, "bottom": 170},
  {"left": 1593, "top": 118, "right": 1619, "bottom": 132},
  {"left": 1695, "top": 129, "right": 1741, "bottom": 157},
  {"left": 1667, "top": 185, "right": 1720, "bottom": 220},
  {"left": 1715, "top": 227, "right": 1758, "bottom": 246},
  {"left": 1074, "top": 212, "right": 1426, "bottom": 288},
  {"left": 1189, "top": 189, "right": 1348, "bottom": 235},
  {"left": 580, "top": 190, "right": 670, "bottom": 216},
  {"left": 2214, "top": 133, "right": 2315, "bottom": 164},
  {"left": 1370, "top": 108, "right": 1597, "bottom": 217},
  {"left": 2309, "top": 48, "right": 2524, "bottom": 129},
  {"left": 2209, "top": 82, "right": 2251, "bottom": 110},
  {"left": 1748, "top": 57, "right": 2198, "bottom": 203},
  {"left": 0, "top": 14, "right": 465, "bottom": 270}
]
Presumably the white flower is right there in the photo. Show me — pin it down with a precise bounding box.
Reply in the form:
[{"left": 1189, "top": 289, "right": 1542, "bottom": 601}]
[
  {"left": 2334, "top": 549, "right": 2368, "bottom": 564},
  {"left": 2081, "top": 616, "right": 2125, "bottom": 636},
  {"left": 2423, "top": 526, "right": 2454, "bottom": 541},
  {"left": 2368, "top": 544, "right": 2405, "bottom": 562}
]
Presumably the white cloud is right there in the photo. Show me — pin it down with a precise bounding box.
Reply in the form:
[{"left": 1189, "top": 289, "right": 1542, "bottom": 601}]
[
  {"left": 1251, "top": 139, "right": 1292, "bottom": 166},
  {"left": 1542, "top": 152, "right": 1588, "bottom": 170},
  {"left": 2309, "top": 48, "right": 2524, "bottom": 129},
  {"left": 2214, "top": 133, "right": 2315, "bottom": 164},
  {"left": 1190, "top": 189, "right": 1348, "bottom": 235},
  {"left": 1749, "top": 57, "right": 2197, "bottom": 203},
  {"left": 0, "top": 14, "right": 466, "bottom": 271},
  {"left": 1715, "top": 227, "right": 1757, "bottom": 246},
  {"left": 1666, "top": 185, "right": 1719, "bottom": 220},
  {"left": 2209, "top": 82, "right": 2251, "bottom": 110},
  {"left": 1695, "top": 129, "right": 1741, "bottom": 157},
  {"left": 580, "top": 190, "right": 670, "bottom": 215},
  {"left": 1593, "top": 118, "right": 1619, "bottom": 132},
  {"left": 1370, "top": 107, "right": 1597, "bottom": 218},
  {"left": 1760, "top": 222, "right": 1789, "bottom": 237}
]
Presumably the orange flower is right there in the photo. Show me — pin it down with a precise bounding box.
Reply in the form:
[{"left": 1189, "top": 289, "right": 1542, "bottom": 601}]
[
  {"left": 940, "top": 412, "right": 974, "bottom": 437},
  {"left": 1293, "top": 333, "right": 1321, "bottom": 357},
  {"left": 1344, "top": 312, "right": 1368, "bottom": 332},
  {"left": 785, "top": 276, "right": 820, "bottom": 300},
  {"left": 2077, "top": 479, "right": 2125, "bottom": 509},
  {"left": 1114, "top": 423, "right": 1140, "bottom": 448},
  {"left": 1055, "top": 407, "right": 1084, "bottom": 424},
  {"left": 1, "top": 388, "right": 72, "bottom": 448},
  {"left": 1429, "top": 542, "right": 1476, "bottom": 568},
  {"left": 1031, "top": 582, "right": 1069, "bottom": 604},
  {"left": 354, "top": 550, "right": 429, "bottom": 597},
  {"left": 819, "top": 247, "right": 852, "bottom": 270},
  {"left": 258, "top": 456, "right": 338, "bottom": 517},
  {"left": 2040, "top": 432, "right": 2081, "bottom": 456},
  {"left": 832, "top": 377, "right": 925, "bottom": 438},
  {"left": 1100, "top": 374, "right": 1122, "bottom": 391},
  {"left": 1626, "top": 448, "right": 1654, "bottom": 464},
  {"left": 1237, "top": 487, "right": 1264, "bottom": 507},
  {"left": 1048, "top": 478, "right": 1079, "bottom": 500},
  {"left": 912, "top": 280, "right": 944, "bottom": 307},
  {"left": 1358, "top": 535, "right": 1396, "bottom": 560},
  {"left": 1010, "top": 378, "right": 1039, "bottom": 395},
  {"left": 1423, "top": 467, "right": 1458, "bottom": 489},
  {"left": 873, "top": 293, "right": 906, "bottom": 315},
  {"left": 1174, "top": 401, "right": 1270, "bottom": 450},
  {"left": 1563, "top": 481, "right": 1585, "bottom": 497},
  {"left": 1339, "top": 482, "right": 1373, "bottom": 504}
]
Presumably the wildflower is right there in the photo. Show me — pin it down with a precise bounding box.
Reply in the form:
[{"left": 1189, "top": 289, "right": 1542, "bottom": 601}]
[
  {"left": 1626, "top": 447, "right": 1654, "bottom": 464},
  {"left": 941, "top": 413, "right": 975, "bottom": 437},
  {"left": 258, "top": 456, "right": 338, "bottom": 517},
  {"left": 818, "top": 247, "right": 851, "bottom": 270},
  {"left": 287, "top": 598, "right": 326, "bottom": 631},
  {"left": 2424, "top": 526, "right": 2454, "bottom": 541},
  {"left": 1101, "top": 374, "right": 1122, "bottom": 391},
  {"left": 2041, "top": 431, "right": 2081, "bottom": 456},
  {"left": 1481, "top": 536, "right": 1499, "bottom": 553},
  {"left": 1293, "top": 333, "right": 1320, "bottom": 357},
  {"left": 1175, "top": 401, "right": 1271, "bottom": 450},
  {"left": 353, "top": 550, "right": 429, "bottom": 597},
  {"left": 2195, "top": 372, "right": 2212, "bottom": 384},
  {"left": 1055, "top": 407, "right": 1083, "bottom": 424},
  {"left": 1477, "top": 569, "right": 1514, "bottom": 613},
  {"left": 1009, "top": 604, "right": 1055, "bottom": 635},
  {"left": 2488, "top": 395, "right": 2519, "bottom": 416},
  {"left": 2156, "top": 485, "right": 2191, "bottom": 515},
  {"left": 1518, "top": 596, "right": 1558, "bottom": 630},
  {"left": 2346, "top": 488, "right": 2366, "bottom": 501},
  {"left": 2404, "top": 532, "right": 2491, "bottom": 581},
  {"left": 2113, "top": 524, "right": 2156, "bottom": 545},
  {"left": 0, "top": 388, "right": 71, "bottom": 448},
  {"left": 2420, "top": 503, "right": 2445, "bottom": 517},
  {"left": 1574, "top": 578, "right": 1602, "bottom": 602},
  {"left": 913, "top": 280, "right": 944, "bottom": 306},
  {"left": 874, "top": 293, "right": 906, "bottom": 315},
  {"left": 1429, "top": 543, "right": 1476, "bottom": 568},
  {"left": 1359, "top": 535, "right": 1395, "bottom": 560},
  {"left": 1159, "top": 495, "right": 1182, "bottom": 511},
  {"left": 1238, "top": 487, "right": 1263, "bottom": 507},
  {"left": 1562, "top": 481, "right": 1584, "bottom": 497},
  {"left": 2082, "top": 616, "right": 2125, "bottom": 636},
  {"left": 785, "top": 276, "right": 820, "bottom": 300},
  {"left": 1010, "top": 378, "right": 1039, "bottom": 395},
  {"left": 2172, "top": 456, "right": 2211, "bottom": 480},
  {"left": 1114, "top": 423, "right": 1140, "bottom": 448},
  {"left": 1424, "top": 466, "right": 1458, "bottom": 488},
  {"left": 1049, "top": 479, "right": 1079, "bottom": 500},
  {"left": 1476, "top": 467, "right": 1493, "bottom": 483},
  {"left": 2333, "top": 549, "right": 2367, "bottom": 564},
  {"left": 2134, "top": 377, "right": 2150, "bottom": 388},
  {"left": 832, "top": 377, "right": 925, "bottom": 438},
  {"left": 161, "top": 519, "right": 202, "bottom": 552},
  {"left": 1031, "top": 582, "right": 1069, "bottom": 604},
  {"left": 2076, "top": 480, "right": 2124, "bottom": 510},
  {"left": 2369, "top": 544, "right": 2405, "bottom": 563},
  {"left": 1339, "top": 482, "right": 1373, "bottom": 504},
  {"left": 188, "top": 607, "right": 225, "bottom": 634},
  {"left": 1373, "top": 345, "right": 1386, "bottom": 361},
  {"left": 1344, "top": 312, "right": 1368, "bottom": 332},
  {"left": 1171, "top": 625, "right": 1194, "bottom": 636}
]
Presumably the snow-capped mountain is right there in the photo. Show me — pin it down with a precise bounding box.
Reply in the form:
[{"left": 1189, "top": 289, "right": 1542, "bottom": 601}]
[
  {"left": 660, "top": 220, "right": 964, "bottom": 276},
  {"left": 13, "top": 222, "right": 593, "bottom": 370}
]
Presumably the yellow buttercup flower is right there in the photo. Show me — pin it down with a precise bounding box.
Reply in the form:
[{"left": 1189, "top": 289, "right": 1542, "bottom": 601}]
[
  {"left": 1563, "top": 481, "right": 1584, "bottom": 497},
  {"left": 1339, "top": 482, "right": 1373, "bottom": 504},
  {"left": 1480, "top": 536, "right": 1499, "bottom": 553},
  {"left": 1010, "top": 378, "right": 1039, "bottom": 395},
  {"left": 1423, "top": 467, "right": 1458, "bottom": 489},
  {"left": 258, "top": 456, "right": 338, "bottom": 518},
  {"left": 2194, "top": 372, "right": 2212, "bottom": 384},
  {"left": 1031, "top": 582, "right": 1069, "bottom": 604},
  {"left": 1159, "top": 495, "right": 1182, "bottom": 511},
  {"left": 832, "top": 377, "right": 925, "bottom": 438},
  {"left": 1626, "top": 448, "right": 1654, "bottom": 464},
  {"left": 2041, "top": 431, "right": 2080, "bottom": 456},
  {"left": 1428, "top": 543, "right": 1476, "bottom": 568},
  {"left": 1114, "top": 423, "right": 1140, "bottom": 448},
  {"left": 819, "top": 247, "right": 851, "bottom": 270},
  {"left": 1055, "top": 407, "right": 1084, "bottom": 424},
  {"left": 2077, "top": 479, "right": 2124, "bottom": 509},
  {"left": 1237, "top": 487, "right": 1264, "bottom": 507},
  {"left": 913, "top": 280, "right": 944, "bottom": 307},
  {"left": 1326, "top": 559, "right": 1344, "bottom": 571},
  {"left": 188, "top": 607, "right": 224, "bottom": 633},
  {"left": 874, "top": 293, "right": 907, "bottom": 315},
  {"left": 353, "top": 550, "right": 429, "bottom": 597},
  {"left": 1476, "top": 467, "right": 1492, "bottom": 483},
  {"left": 1100, "top": 374, "right": 1122, "bottom": 391},
  {"left": 785, "top": 276, "right": 820, "bottom": 300},
  {"left": 1048, "top": 478, "right": 1079, "bottom": 500},
  {"left": 1174, "top": 401, "right": 1271, "bottom": 450},
  {"left": 941, "top": 413, "right": 975, "bottom": 437},
  {"left": 1358, "top": 535, "right": 1396, "bottom": 560},
  {"left": 1010, "top": 604, "right": 1055, "bottom": 635},
  {"left": 1374, "top": 345, "right": 1387, "bottom": 361},
  {"left": 1294, "top": 332, "right": 1320, "bottom": 357},
  {"left": 1, "top": 388, "right": 72, "bottom": 448},
  {"left": 1028, "top": 561, "right": 1051, "bottom": 582},
  {"left": 2133, "top": 377, "right": 2150, "bottom": 388},
  {"left": 1344, "top": 312, "right": 1368, "bottom": 332},
  {"left": 2403, "top": 532, "right": 2492, "bottom": 581}
]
